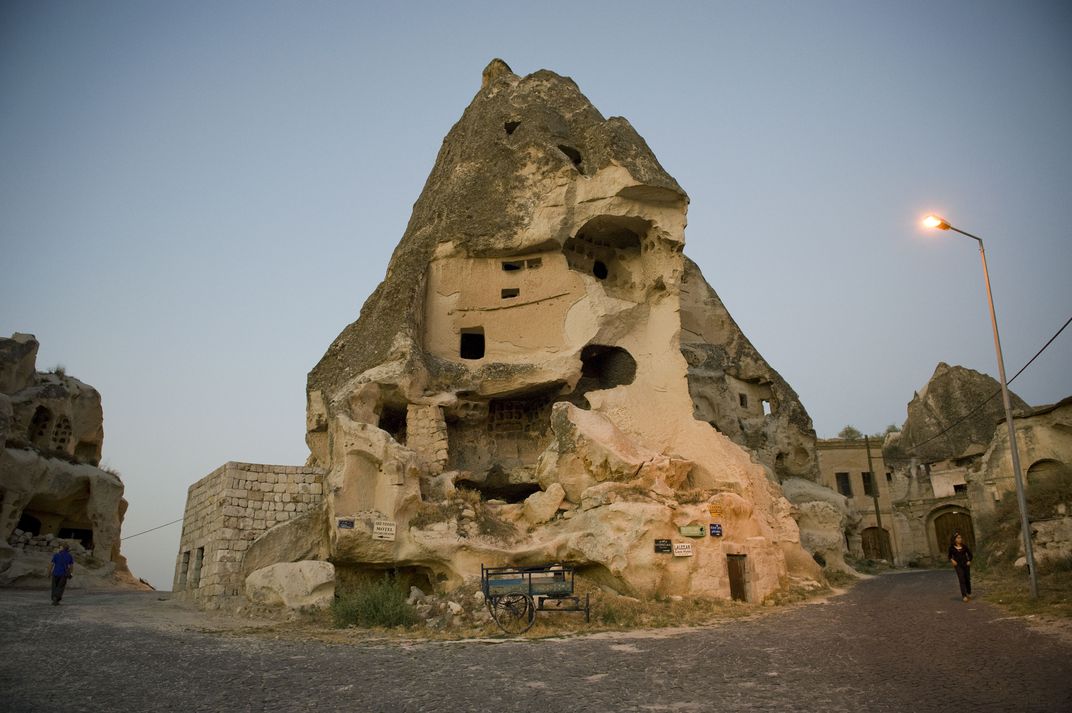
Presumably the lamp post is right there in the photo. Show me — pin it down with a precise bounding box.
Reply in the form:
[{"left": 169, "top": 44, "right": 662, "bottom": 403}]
[{"left": 922, "top": 214, "right": 1038, "bottom": 598}]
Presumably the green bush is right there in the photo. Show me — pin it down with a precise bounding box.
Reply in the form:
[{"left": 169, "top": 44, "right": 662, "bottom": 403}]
[{"left": 332, "top": 577, "right": 419, "bottom": 629}]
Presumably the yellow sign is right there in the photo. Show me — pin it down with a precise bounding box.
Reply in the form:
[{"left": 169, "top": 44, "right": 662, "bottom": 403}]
[{"left": 708, "top": 504, "right": 723, "bottom": 518}]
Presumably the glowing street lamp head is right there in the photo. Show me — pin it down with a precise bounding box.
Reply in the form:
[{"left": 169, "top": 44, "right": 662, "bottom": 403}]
[{"left": 923, "top": 215, "right": 951, "bottom": 230}]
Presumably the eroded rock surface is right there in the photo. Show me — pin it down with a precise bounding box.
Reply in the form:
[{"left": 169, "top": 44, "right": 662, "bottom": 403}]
[
  {"left": 296, "top": 61, "right": 827, "bottom": 602},
  {"left": 0, "top": 334, "right": 140, "bottom": 589},
  {"left": 884, "top": 362, "right": 1029, "bottom": 465}
]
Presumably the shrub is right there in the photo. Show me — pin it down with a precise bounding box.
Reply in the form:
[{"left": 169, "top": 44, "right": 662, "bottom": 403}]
[{"left": 331, "top": 576, "right": 419, "bottom": 629}]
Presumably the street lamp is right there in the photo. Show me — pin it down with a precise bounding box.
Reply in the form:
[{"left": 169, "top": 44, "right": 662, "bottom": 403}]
[{"left": 922, "top": 214, "right": 1038, "bottom": 598}]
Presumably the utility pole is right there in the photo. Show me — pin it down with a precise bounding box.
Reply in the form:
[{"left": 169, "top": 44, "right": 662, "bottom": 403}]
[{"left": 864, "top": 436, "right": 892, "bottom": 562}]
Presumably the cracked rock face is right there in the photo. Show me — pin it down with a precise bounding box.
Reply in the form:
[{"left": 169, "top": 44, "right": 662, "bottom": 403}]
[{"left": 305, "top": 61, "right": 821, "bottom": 600}]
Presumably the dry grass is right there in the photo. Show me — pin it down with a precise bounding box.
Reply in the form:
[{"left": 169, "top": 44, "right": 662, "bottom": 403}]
[{"left": 977, "top": 560, "right": 1072, "bottom": 619}]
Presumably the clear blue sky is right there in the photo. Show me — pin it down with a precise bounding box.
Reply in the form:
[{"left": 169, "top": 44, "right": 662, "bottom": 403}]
[{"left": 2, "top": 1, "right": 1070, "bottom": 589}]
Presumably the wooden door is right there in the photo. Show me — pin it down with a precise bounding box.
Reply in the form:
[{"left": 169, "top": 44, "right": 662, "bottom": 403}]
[
  {"left": 861, "top": 527, "right": 891, "bottom": 560},
  {"left": 727, "top": 555, "right": 747, "bottom": 602},
  {"left": 934, "top": 511, "right": 975, "bottom": 553}
]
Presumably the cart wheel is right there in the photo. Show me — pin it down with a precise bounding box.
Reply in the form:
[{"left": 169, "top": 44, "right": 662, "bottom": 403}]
[{"left": 488, "top": 593, "right": 535, "bottom": 634}]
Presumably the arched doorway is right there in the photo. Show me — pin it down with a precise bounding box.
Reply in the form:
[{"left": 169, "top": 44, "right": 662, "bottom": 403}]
[
  {"left": 861, "top": 527, "right": 892, "bottom": 560},
  {"left": 933, "top": 510, "right": 975, "bottom": 554}
]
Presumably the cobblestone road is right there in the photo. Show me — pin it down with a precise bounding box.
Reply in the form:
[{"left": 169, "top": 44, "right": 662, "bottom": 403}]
[{"left": 2, "top": 570, "right": 1070, "bottom": 712}]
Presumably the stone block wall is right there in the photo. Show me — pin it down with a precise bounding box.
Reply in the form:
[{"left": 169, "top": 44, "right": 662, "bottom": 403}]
[
  {"left": 406, "top": 404, "right": 448, "bottom": 474},
  {"left": 173, "top": 461, "right": 324, "bottom": 606}
]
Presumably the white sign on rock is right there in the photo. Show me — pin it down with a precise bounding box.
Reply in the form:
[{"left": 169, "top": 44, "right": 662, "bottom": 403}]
[
  {"left": 372, "top": 520, "right": 396, "bottom": 541},
  {"left": 672, "top": 542, "right": 693, "bottom": 557}
]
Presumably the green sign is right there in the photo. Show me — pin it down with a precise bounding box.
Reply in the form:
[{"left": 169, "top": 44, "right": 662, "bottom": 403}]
[{"left": 679, "top": 524, "right": 706, "bottom": 538}]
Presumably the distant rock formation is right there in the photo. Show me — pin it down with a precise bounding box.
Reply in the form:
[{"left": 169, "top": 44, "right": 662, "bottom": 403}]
[
  {"left": 294, "top": 60, "right": 824, "bottom": 601},
  {"left": 884, "top": 362, "right": 1029, "bottom": 465},
  {"left": 0, "top": 333, "right": 141, "bottom": 588}
]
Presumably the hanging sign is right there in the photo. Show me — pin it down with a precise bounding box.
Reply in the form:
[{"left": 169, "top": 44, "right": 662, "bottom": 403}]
[
  {"left": 673, "top": 542, "right": 694, "bottom": 557},
  {"left": 679, "top": 524, "right": 706, "bottom": 538},
  {"left": 372, "top": 520, "right": 396, "bottom": 541},
  {"left": 654, "top": 539, "right": 673, "bottom": 554},
  {"left": 708, "top": 504, "right": 723, "bottom": 518},
  {"left": 337, "top": 518, "right": 355, "bottom": 530},
  {"left": 710, "top": 523, "right": 723, "bottom": 537}
]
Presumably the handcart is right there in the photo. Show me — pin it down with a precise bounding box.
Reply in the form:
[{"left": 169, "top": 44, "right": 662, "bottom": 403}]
[{"left": 481, "top": 563, "right": 590, "bottom": 634}]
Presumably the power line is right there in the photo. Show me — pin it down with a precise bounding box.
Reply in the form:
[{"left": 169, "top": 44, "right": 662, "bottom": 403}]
[
  {"left": 122, "top": 517, "right": 184, "bottom": 541},
  {"left": 905, "top": 313, "right": 1072, "bottom": 455}
]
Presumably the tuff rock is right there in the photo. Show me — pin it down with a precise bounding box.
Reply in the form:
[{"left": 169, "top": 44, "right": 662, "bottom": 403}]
[{"left": 298, "top": 61, "right": 827, "bottom": 602}]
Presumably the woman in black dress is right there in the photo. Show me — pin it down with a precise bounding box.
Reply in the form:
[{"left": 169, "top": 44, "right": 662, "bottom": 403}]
[{"left": 948, "top": 532, "right": 973, "bottom": 601}]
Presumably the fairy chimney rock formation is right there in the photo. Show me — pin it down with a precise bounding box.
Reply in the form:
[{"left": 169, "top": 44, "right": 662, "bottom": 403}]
[
  {"left": 305, "top": 60, "right": 822, "bottom": 600},
  {"left": 884, "top": 362, "right": 1030, "bottom": 465},
  {"left": 0, "top": 333, "right": 141, "bottom": 588}
]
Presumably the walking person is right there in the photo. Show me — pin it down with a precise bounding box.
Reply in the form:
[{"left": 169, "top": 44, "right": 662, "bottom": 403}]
[
  {"left": 948, "top": 532, "right": 972, "bottom": 602},
  {"left": 48, "top": 542, "right": 74, "bottom": 605}
]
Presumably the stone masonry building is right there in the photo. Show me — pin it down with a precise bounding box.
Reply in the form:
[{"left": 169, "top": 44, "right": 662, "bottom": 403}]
[{"left": 173, "top": 462, "right": 323, "bottom": 606}]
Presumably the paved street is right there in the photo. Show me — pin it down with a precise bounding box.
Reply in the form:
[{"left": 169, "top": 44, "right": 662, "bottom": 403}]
[{"left": 1, "top": 570, "right": 1070, "bottom": 712}]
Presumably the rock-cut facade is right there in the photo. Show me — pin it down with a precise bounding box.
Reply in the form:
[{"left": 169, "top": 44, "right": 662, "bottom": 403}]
[{"left": 176, "top": 61, "right": 827, "bottom": 607}]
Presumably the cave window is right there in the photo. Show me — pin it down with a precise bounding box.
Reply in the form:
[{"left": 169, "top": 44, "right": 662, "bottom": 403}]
[
  {"left": 592, "top": 260, "right": 608, "bottom": 280},
  {"left": 954, "top": 483, "right": 968, "bottom": 494},
  {"left": 378, "top": 404, "right": 408, "bottom": 444},
  {"left": 191, "top": 547, "right": 204, "bottom": 588},
  {"left": 886, "top": 472, "right": 893, "bottom": 483},
  {"left": 525, "top": 258, "right": 542, "bottom": 269},
  {"left": 501, "top": 261, "right": 523, "bottom": 272},
  {"left": 460, "top": 328, "right": 485, "bottom": 360},
  {"left": 178, "top": 551, "right": 190, "bottom": 588},
  {"left": 761, "top": 399, "right": 771, "bottom": 416},
  {"left": 836, "top": 472, "right": 852, "bottom": 497},
  {"left": 738, "top": 393, "right": 749, "bottom": 409},
  {"left": 17, "top": 512, "right": 41, "bottom": 536},
  {"left": 504, "top": 120, "right": 521, "bottom": 135},
  {"left": 862, "top": 472, "right": 876, "bottom": 497},
  {"left": 501, "top": 288, "right": 519, "bottom": 299},
  {"left": 557, "top": 144, "right": 583, "bottom": 171}
]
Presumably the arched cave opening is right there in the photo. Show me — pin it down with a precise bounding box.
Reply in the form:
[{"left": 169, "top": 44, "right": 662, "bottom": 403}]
[{"left": 28, "top": 406, "right": 52, "bottom": 447}]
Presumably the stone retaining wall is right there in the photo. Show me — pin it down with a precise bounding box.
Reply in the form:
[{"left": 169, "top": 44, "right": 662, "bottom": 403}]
[{"left": 173, "top": 461, "right": 324, "bottom": 606}]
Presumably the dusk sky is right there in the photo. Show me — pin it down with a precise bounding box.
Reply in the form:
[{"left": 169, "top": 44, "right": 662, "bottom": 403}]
[{"left": 2, "top": 1, "right": 1070, "bottom": 589}]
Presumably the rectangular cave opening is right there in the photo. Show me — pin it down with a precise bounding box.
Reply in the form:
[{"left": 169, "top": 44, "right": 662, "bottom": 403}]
[
  {"left": 501, "top": 288, "right": 520, "bottom": 299},
  {"left": 378, "top": 403, "right": 408, "bottom": 444},
  {"left": 459, "top": 328, "right": 485, "bottom": 360},
  {"left": 58, "top": 526, "right": 93, "bottom": 550}
]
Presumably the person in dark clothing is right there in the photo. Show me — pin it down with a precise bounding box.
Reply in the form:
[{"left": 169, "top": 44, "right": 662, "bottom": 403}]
[
  {"left": 948, "top": 533, "right": 972, "bottom": 601},
  {"left": 48, "top": 542, "right": 74, "bottom": 605}
]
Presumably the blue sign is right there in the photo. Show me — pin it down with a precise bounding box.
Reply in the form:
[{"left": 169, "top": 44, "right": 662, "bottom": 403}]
[{"left": 709, "top": 523, "right": 723, "bottom": 537}]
